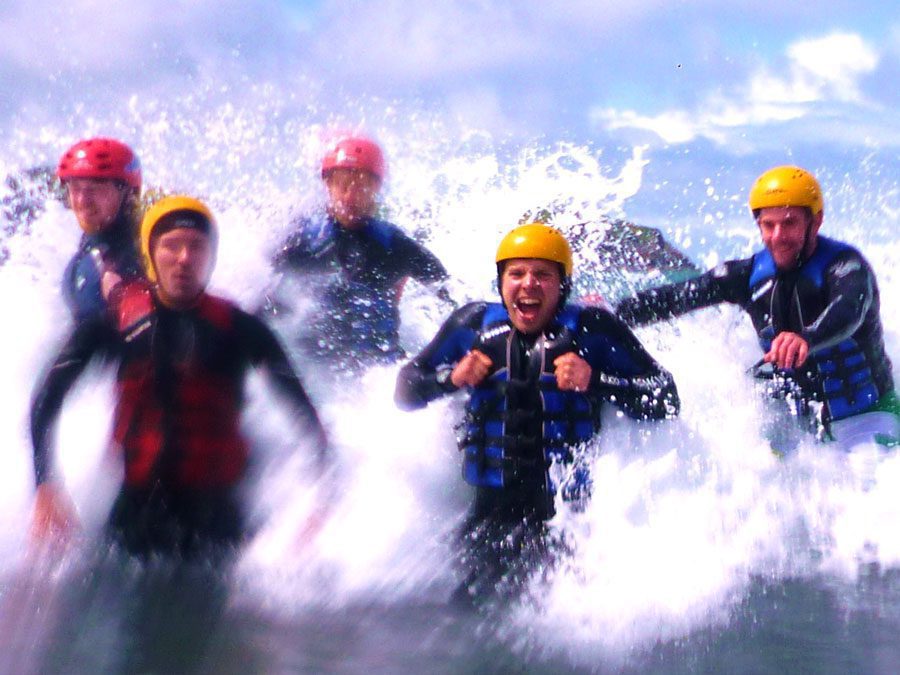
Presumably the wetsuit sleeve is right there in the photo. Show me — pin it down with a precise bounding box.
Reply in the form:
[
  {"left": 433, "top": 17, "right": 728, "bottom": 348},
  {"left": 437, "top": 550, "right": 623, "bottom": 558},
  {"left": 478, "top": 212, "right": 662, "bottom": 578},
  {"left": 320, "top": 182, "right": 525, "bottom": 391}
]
[
  {"left": 394, "top": 302, "right": 486, "bottom": 410},
  {"left": 578, "top": 307, "right": 680, "bottom": 420},
  {"left": 393, "top": 232, "right": 449, "bottom": 285},
  {"left": 615, "top": 258, "right": 753, "bottom": 326},
  {"left": 801, "top": 250, "right": 877, "bottom": 353},
  {"left": 30, "top": 319, "right": 115, "bottom": 486},
  {"left": 234, "top": 310, "right": 330, "bottom": 466}
]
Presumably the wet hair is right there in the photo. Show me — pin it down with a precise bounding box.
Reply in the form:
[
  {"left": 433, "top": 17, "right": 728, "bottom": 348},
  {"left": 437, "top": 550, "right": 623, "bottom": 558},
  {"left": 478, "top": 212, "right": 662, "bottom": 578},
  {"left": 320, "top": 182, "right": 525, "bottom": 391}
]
[
  {"left": 150, "top": 209, "right": 213, "bottom": 249},
  {"left": 752, "top": 206, "right": 814, "bottom": 222}
]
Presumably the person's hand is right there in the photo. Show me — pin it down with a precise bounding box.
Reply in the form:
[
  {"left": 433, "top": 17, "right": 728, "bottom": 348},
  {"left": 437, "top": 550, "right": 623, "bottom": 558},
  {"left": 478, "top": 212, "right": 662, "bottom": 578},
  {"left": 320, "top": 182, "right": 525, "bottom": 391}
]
[
  {"left": 764, "top": 331, "right": 809, "bottom": 370},
  {"left": 100, "top": 269, "right": 123, "bottom": 300},
  {"left": 580, "top": 293, "right": 610, "bottom": 310},
  {"left": 451, "top": 350, "right": 493, "bottom": 388},
  {"left": 30, "top": 483, "right": 80, "bottom": 549},
  {"left": 554, "top": 352, "right": 592, "bottom": 392}
]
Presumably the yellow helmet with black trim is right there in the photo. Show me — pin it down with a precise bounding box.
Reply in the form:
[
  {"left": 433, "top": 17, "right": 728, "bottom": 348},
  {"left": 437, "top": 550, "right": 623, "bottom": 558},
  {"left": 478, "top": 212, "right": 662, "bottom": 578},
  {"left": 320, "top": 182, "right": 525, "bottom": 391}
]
[
  {"left": 140, "top": 195, "right": 216, "bottom": 282},
  {"left": 748, "top": 165, "right": 823, "bottom": 216},
  {"left": 495, "top": 223, "right": 573, "bottom": 276}
]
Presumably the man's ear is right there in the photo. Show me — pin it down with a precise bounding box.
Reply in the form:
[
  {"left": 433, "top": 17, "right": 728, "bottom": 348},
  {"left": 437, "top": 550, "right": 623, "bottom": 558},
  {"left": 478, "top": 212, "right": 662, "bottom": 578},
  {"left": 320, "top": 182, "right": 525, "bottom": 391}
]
[{"left": 811, "top": 210, "right": 824, "bottom": 237}]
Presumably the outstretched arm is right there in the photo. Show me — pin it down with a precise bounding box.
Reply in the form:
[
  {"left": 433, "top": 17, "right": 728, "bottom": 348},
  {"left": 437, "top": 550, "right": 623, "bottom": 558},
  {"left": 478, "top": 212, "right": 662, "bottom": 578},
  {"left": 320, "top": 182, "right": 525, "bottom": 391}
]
[
  {"left": 31, "top": 319, "right": 112, "bottom": 486},
  {"left": 238, "top": 311, "right": 330, "bottom": 468},
  {"left": 29, "top": 319, "right": 112, "bottom": 544},
  {"left": 615, "top": 259, "right": 752, "bottom": 326}
]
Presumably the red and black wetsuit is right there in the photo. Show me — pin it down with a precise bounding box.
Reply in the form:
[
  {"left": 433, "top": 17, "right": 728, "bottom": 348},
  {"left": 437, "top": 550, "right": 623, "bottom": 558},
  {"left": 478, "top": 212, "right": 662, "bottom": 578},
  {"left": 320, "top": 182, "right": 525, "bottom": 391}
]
[{"left": 31, "top": 281, "right": 328, "bottom": 556}]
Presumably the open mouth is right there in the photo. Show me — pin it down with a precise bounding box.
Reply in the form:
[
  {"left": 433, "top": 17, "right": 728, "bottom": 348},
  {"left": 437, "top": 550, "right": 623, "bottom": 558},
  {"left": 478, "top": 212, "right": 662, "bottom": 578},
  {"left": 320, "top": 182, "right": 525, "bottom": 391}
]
[{"left": 515, "top": 297, "right": 542, "bottom": 320}]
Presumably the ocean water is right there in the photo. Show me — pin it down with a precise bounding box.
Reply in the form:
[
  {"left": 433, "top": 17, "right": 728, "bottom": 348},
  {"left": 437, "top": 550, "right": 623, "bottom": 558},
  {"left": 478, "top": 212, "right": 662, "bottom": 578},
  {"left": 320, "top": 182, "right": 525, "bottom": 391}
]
[{"left": 0, "top": 91, "right": 898, "bottom": 674}]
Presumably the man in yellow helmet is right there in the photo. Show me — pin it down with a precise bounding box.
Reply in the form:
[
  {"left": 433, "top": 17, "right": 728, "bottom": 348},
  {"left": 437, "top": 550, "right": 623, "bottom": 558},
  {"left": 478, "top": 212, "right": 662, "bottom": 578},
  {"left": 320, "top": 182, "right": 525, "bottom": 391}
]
[
  {"left": 395, "top": 223, "right": 679, "bottom": 604},
  {"left": 616, "top": 166, "right": 899, "bottom": 451},
  {"left": 30, "top": 196, "right": 329, "bottom": 558}
]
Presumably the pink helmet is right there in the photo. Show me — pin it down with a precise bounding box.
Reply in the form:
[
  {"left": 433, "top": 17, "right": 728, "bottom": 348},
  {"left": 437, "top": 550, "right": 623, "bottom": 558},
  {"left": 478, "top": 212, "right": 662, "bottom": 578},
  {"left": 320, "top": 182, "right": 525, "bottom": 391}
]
[
  {"left": 57, "top": 137, "right": 142, "bottom": 190},
  {"left": 321, "top": 137, "right": 386, "bottom": 181}
]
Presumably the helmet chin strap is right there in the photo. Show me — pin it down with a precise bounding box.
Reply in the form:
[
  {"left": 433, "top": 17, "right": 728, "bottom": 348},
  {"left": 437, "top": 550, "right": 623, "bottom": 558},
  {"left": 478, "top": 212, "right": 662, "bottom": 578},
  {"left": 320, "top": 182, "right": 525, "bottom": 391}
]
[
  {"left": 795, "top": 211, "right": 816, "bottom": 268},
  {"left": 782, "top": 210, "right": 815, "bottom": 271}
]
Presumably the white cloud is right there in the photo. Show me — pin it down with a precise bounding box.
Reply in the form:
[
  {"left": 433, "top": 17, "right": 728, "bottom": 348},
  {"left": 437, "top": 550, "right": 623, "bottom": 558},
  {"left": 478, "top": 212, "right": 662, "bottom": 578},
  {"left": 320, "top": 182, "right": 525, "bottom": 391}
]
[
  {"left": 310, "top": 1, "right": 537, "bottom": 80},
  {"left": 593, "top": 32, "right": 884, "bottom": 148},
  {"left": 0, "top": 1, "right": 296, "bottom": 76},
  {"left": 783, "top": 33, "right": 878, "bottom": 102}
]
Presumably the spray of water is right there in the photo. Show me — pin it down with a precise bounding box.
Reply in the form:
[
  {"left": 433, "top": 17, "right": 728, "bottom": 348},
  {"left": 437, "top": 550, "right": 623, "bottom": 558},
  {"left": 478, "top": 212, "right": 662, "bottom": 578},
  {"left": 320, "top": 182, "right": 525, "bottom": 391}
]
[{"left": 1, "top": 85, "right": 898, "bottom": 666}]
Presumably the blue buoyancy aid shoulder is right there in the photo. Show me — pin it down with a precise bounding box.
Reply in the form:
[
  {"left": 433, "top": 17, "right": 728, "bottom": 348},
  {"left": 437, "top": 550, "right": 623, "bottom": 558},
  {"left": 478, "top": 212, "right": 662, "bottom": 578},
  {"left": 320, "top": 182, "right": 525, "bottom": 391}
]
[
  {"left": 425, "top": 301, "right": 488, "bottom": 368},
  {"left": 362, "top": 218, "right": 397, "bottom": 249},
  {"left": 555, "top": 304, "right": 581, "bottom": 332},
  {"left": 481, "top": 302, "right": 510, "bottom": 329},
  {"left": 748, "top": 248, "right": 777, "bottom": 290},
  {"left": 798, "top": 236, "right": 855, "bottom": 288},
  {"left": 301, "top": 214, "right": 338, "bottom": 254}
]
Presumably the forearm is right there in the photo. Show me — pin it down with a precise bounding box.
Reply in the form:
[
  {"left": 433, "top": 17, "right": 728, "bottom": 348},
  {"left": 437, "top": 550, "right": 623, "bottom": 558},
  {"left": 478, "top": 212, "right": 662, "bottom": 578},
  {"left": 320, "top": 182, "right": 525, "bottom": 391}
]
[
  {"left": 591, "top": 368, "right": 680, "bottom": 420},
  {"left": 250, "top": 316, "right": 331, "bottom": 463},
  {"left": 395, "top": 302, "right": 483, "bottom": 410},
  {"left": 394, "top": 361, "right": 455, "bottom": 410},
  {"left": 30, "top": 326, "right": 104, "bottom": 485},
  {"left": 616, "top": 263, "right": 745, "bottom": 326}
]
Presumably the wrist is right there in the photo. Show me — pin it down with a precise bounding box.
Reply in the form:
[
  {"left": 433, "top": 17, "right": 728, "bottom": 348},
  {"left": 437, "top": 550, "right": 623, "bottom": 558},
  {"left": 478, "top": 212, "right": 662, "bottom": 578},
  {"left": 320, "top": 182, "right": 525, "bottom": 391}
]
[{"left": 436, "top": 365, "right": 459, "bottom": 392}]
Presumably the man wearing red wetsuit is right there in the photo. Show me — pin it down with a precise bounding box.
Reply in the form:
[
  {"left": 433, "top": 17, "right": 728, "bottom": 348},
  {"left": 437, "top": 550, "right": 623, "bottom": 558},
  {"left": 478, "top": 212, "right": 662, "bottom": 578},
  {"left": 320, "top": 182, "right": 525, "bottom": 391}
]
[{"left": 30, "top": 195, "right": 329, "bottom": 557}]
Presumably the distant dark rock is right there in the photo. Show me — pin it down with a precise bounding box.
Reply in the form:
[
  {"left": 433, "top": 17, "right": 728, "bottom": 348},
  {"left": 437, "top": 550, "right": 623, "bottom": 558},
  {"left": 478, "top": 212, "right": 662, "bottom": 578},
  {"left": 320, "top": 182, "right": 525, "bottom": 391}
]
[{"left": 1, "top": 166, "right": 63, "bottom": 266}]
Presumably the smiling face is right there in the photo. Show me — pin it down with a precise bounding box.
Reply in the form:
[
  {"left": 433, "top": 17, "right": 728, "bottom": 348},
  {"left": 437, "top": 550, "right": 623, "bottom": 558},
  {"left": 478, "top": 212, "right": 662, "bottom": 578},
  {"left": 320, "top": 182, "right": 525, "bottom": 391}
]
[
  {"left": 500, "top": 258, "right": 562, "bottom": 334},
  {"left": 151, "top": 228, "right": 213, "bottom": 309},
  {"left": 65, "top": 178, "right": 126, "bottom": 234},
  {"left": 757, "top": 205, "right": 822, "bottom": 270},
  {"left": 324, "top": 167, "right": 381, "bottom": 229}
]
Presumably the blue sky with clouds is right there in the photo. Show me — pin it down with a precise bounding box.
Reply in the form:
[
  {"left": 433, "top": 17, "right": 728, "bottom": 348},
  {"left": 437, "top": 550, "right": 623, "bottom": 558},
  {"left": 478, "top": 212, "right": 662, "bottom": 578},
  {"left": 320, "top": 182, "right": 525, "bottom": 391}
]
[{"left": 1, "top": 0, "right": 897, "bottom": 233}]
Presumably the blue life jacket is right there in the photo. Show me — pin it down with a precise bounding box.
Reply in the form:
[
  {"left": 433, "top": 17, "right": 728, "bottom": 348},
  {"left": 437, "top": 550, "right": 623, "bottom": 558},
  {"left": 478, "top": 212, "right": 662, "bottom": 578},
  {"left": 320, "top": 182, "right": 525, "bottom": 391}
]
[
  {"left": 63, "top": 244, "right": 107, "bottom": 321},
  {"left": 748, "top": 237, "right": 879, "bottom": 421},
  {"left": 63, "top": 218, "right": 142, "bottom": 323},
  {"left": 460, "top": 303, "right": 596, "bottom": 496}
]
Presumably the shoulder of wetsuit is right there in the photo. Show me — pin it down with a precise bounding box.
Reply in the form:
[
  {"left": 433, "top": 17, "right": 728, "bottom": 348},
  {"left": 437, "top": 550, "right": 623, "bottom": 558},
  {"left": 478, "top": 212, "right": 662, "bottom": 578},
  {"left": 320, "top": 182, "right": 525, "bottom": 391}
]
[
  {"left": 362, "top": 218, "right": 400, "bottom": 249},
  {"left": 196, "top": 292, "right": 239, "bottom": 330},
  {"left": 282, "top": 213, "right": 336, "bottom": 257},
  {"left": 471, "top": 302, "right": 512, "bottom": 363},
  {"left": 110, "top": 279, "right": 156, "bottom": 334}
]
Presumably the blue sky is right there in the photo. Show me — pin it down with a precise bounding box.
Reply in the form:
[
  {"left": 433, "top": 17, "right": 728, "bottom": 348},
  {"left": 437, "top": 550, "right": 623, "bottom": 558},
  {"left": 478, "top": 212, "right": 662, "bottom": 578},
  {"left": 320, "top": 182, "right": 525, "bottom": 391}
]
[{"left": 1, "top": 0, "right": 897, "bottom": 233}]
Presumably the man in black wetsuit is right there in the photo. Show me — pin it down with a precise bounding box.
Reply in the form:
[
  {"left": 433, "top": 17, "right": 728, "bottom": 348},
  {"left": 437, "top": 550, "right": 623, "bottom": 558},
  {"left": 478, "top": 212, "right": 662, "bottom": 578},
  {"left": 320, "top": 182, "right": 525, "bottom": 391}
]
[
  {"left": 31, "top": 195, "right": 329, "bottom": 558},
  {"left": 616, "top": 165, "right": 899, "bottom": 451},
  {"left": 57, "top": 137, "right": 145, "bottom": 322},
  {"left": 268, "top": 135, "right": 453, "bottom": 370},
  {"left": 395, "top": 223, "right": 679, "bottom": 603}
]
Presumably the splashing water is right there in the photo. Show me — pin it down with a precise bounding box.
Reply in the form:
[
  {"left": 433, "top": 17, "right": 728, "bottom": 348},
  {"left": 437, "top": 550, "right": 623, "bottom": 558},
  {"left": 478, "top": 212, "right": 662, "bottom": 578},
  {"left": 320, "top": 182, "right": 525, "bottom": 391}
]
[{"left": 1, "top": 85, "right": 898, "bottom": 672}]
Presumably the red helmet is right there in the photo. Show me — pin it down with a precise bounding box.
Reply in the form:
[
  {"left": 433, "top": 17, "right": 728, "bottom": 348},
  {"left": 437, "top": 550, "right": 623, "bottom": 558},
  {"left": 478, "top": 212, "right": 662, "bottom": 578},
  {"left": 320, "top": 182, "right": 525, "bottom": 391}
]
[
  {"left": 321, "top": 137, "right": 386, "bottom": 181},
  {"left": 57, "top": 137, "right": 142, "bottom": 190}
]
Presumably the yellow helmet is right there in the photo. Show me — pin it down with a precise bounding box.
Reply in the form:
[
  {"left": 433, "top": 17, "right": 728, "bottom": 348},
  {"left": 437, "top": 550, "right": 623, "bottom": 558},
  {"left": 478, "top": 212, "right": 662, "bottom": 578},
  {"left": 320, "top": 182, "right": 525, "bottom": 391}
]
[
  {"left": 140, "top": 195, "right": 216, "bottom": 282},
  {"left": 495, "top": 223, "right": 573, "bottom": 276},
  {"left": 748, "top": 165, "right": 823, "bottom": 216}
]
